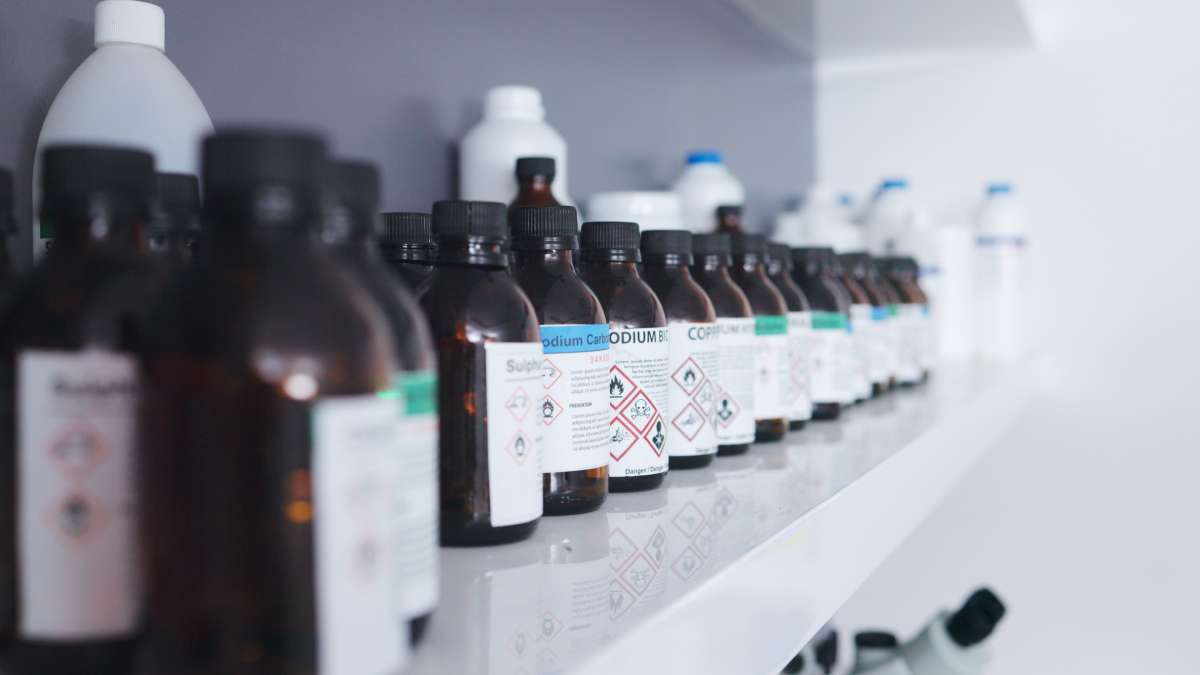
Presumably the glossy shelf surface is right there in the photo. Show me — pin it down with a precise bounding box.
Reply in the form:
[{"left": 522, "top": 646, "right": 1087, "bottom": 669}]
[{"left": 408, "top": 361, "right": 1030, "bottom": 675}]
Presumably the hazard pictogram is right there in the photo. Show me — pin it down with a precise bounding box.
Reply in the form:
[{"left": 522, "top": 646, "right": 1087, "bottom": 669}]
[
  {"left": 539, "top": 611, "right": 564, "bottom": 641},
  {"left": 506, "top": 386, "right": 532, "bottom": 422},
  {"left": 619, "top": 389, "right": 658, "bottom": 434},
  {"left": 609, "top": 416, "right": 639, "bottom": 462},
  {"left": 672, "top": 501, "right": 705, "bottom": 538},
  {"left": 609, "top": 527, "right": 638, "bottom": 571},
  {"left": 542, "top": 359, "right": 562, "bottom": 389},
  {"left": 48, "top": 423, "right": 109, "bottom": 478},
  {"left": 643, "top": 415, "right": 666, "bottom": 457},
  {"left": 619, "top": 553, "right": 656, "bottom": 595},
  {"left": 510, "top": 628, "right": 530, "bottom": 656},
  {"left": 506, "top": 430, "right": 533, "bottom": 464},
  {"left": 644, "top": 526, "right": 667, "bottom": 568},
  {"left": 608, "top": 365, "right": 635, "bottom": 409},
  {"left": 692, "top": 522, "right": 715, "bottom": 559},
  {"left": 671, "top": 547, "right": 702, "bottom": 580},
  {"left": 671, "top": 402, "right": 706, "bottom": 441},
  {"left": 671, "top": 357, "right": 704, "bottom": 395},
  {"left": 540, "top": 394, "right": 563, "bottom": 426},
  {"left": 694, "top": 379, "right": 715, "bottom": 416},
  {"left": 711, "top": 488, "right": 736, "bottom": 530},
  {"left": 47, "top": 492, "right": 110, "bottom": 544},
  {"left": 713, "top": 389, "right": 741, "bottom": 428},
  {"left": 609, "top": 579, "right": 636, "bottom": 619}
]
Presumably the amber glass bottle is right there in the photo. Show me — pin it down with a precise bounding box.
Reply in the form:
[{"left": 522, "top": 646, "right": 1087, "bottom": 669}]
[
  {"left": 690, "top": 234, "right": 755, "bottom": 455},
  {"left": 578, "top": 221, "right": 669, "bottom": 493},
  {"left": 640, "top": 231, "right": 718, "bottom": 469},
  {"left": 885, "top": 256, "right": 931, "bottom": 384},
  {"left": 764, "top": 242, "right": 813, "bottom": 430},
  {"left": 147, "top": 172, "right": 201, "bottom": 268},
  {"left": 840, "top": 252, "right": 891, "bottom": 396},
  {"left": 0, "top": 168, "right": 16, "bottom": 293},
  {"left": 509, "top": 206, "right": 609, "bottom": 515},
  {"left": 325, "top": 161, "right": 439, "bottom": 643},
  {"left": 417, "top": 201, "right": 542, "bottom": 545},
  {"left": 715, "top": 204, "right": 745, "bottom": 234},
  {"left": 791, "top": 247, "right": 852, "bottom": 420},
  {"left": 0, "top": 146, "right": 158, "bottom": 675},
  {"left": 729, "top": 233, "right": 789, "bottom": 443},
  {"left": 510, "top": 157, "right": 560, "bottom": 208},
  {"left": 835, "top": 254, "right": 873, "bottom": 402},
  {"left": 138, "top": 131, "right": 407, "bottom": 675},
  {"left": 379, "top": 212, "right": 435, "bottom": 291}
]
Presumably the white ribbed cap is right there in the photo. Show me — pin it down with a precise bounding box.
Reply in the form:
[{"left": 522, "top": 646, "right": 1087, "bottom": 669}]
[
  {"left": 95, "top": 1, "right": 165, "bottom": 50},
  {"left": 484, "top": 85, "right": 545, "bottom": 120}
]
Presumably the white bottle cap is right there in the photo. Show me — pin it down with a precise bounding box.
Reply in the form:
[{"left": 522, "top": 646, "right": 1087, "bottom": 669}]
[
  {"left": 484, "top": 85, "right": 545, "bottom": 120},
  {"left": 95, "top": 0, "right": 165, "bottom": 51}
]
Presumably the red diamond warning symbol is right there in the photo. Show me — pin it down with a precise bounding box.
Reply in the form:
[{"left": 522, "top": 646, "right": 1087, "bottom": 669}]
[
  {"left": 671, "top": 402, "right": 706, "bottom": 441},
  {"left": 506, "top": 386, "right": 532, "bottom": 423},
  {"left": 671, "top": 357, "right": 704, "bottom": 395},
  {"left": 693, "top": 379, "right": 715, "bottom": 416},
  {"left": 609, "top": 579, "right": 636, "bottom": 619},
  {"left": 672, "top": 501, "right": 706, "bottom": 538},
  {"left": 48, "top": 422, "right": 109, "bottom": 479},
  {"left": 609, "top": 527, "right": 638, "bottom": 571},
  {"left": 506, "top": 430, "right": 533, "bottom": 464},
  {"left": 692, "top": 522, "right": 715, "bottom": 559},
  {"left": 619, "top": 553, "right": 657, "bottom": 595},
  {"left": 540, "top": 394, "right": 563, "bottom": 426},
  {"left": 609, "top": 416, "right": 639, "bottom": 462},
  {"left": 542, "top": 359, "right": 562, "bottom": 390},
  {"left": 608, "top": 365, "right": 635, "bottom": 410},
  {"left": 46, "top": 492, "right": 110, "bottom": 545},
  {"left": 510, "top": 628, "right": 530, "bottom": 656},
  {"left": 671, "top": 547, "right": 703, "bottom": 581},
  {"left": 619, "top": 389, "right": 658, "bottom": 434},
  {"left": 642, "top": 415, "right": 666, "bottom": 457},
  {"left": 644, "top": 526, "right": 667, "bottom": 568},
  {"left": 713, "top": 388, "right": 741, "bottom": 428},
  {"left": 539, "top": 611, "right": 564, "bottom": 641}
]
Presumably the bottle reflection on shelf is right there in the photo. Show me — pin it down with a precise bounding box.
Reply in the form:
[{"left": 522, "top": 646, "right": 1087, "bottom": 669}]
[
  {"left": 711, "top": 453, "right": 758, "bottom": 565},
  {"left": 535, "top": 510, "right": 612, "bottom": 674},
  {"left": 752, "top": 443, "right": 795, "bottom": 538},
  {"left": 664, "top": 469, "right": 720, "bottom": 588},
  {"left": 606, "top": 488, "right": 670, "bottom": 631}
]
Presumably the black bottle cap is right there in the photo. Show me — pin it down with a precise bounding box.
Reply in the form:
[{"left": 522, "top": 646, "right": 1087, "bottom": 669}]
[
  {"left": 854, "top": 631, "right": 899, "bottom": 649},
  {"left": 326, "top": 159, "right": 380, "bottom": 240},
  {"left": 515, "top": 156, "right": 556, "bottom": 180},
  {"left": 641, "top": 229, "right": 693, "bottom": 264},
  {"left": 781, "top": 652, "right": 805, "bottom": 674},
  {"left": 40, "top": 145, "right": 155, "bottom": 227},
  {"left": 729, "top": 232, "right": 765, "bottom": 256},
  {"left": 692, "top": 233, "right": 731, "bottom": 257},
  {"left": 580, "top": 221, "right": 641, "bottom": 262},
  {"left": 765, "top": 242, "right": 793, "bottom": 270},
  {"left": 946, "top": 588, "right": 1006, "bottom": 648},
  {"left": 792, "top": 246, "right": 835, "bottom": 272},
  {"left": 508, "top": 205, "right": 579, "bottom": 249},
  {"left": 815, "top": 628, "right": 839, "bottom": 672},
  {"left": 838, "top": 251, "right": 870, "bottom": 278},
  {"left": 716, "top": 204, "right": 742, "bottom": 220},
  {"left": 431, "top": 200, "right": 507, "bottom": 239},
  {"left": 0, "top": 167, "right": 14, "bottom": 232},
  {"left": 379, "top": 212, "right": 432, "bottom": 246},
  {"left": 202, "top": 129, "right": 327, "bottom": 228},
  {"left": 153, "top": 172, "right": 201, "bottom": 232}
]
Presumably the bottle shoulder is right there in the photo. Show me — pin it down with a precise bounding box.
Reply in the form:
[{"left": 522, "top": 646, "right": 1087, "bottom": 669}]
[
  {"left": 730, "top": 269, "right": 787, "bottom": 316},
  {"left": 642, "top": 270, "right": 717, "bottom": 323},
  {"left": 692, "top": 270, "right": 752, "bottom": 318},
  {"left": 336, "top": 254, "right": 435, "bottom": 371},
  {"left": 579, "top": 270, "right": 666, "bottom": 329},
  {"left": 418, "top": 266, "right": 540, "bottom": 342},
  {"left": 795, "top": 275, "right": 846, "bottom": 313},
  {"left": 511, "top": 266, "right": 605, "bottom": 326},
  {"left": 769, "top": 273, "right": 810, "bottom": 312}
]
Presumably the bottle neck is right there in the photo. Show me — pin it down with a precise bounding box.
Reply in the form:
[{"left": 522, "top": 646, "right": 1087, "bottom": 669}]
[
  {"left": 512, "top": 247, "right": 578, "bottom": 274},
  {"left": 435, "top": 236, "right": 507, "bottom": 268},
  {"left": 49, "top": 213, "right": 147, "bottom": 256},
  {"left": 513, "top": 176, "right": 559, "bottom": 206},
  {"left": 581, "top": 257, "right": 641, "bottom": 279},
  {"left": 733, "top": 255, "right": 766, "bottom": 278},
  {"left": 693, "top": 254, "right": 734, "bottom": 279},
  {"left": 643, "top": 257, "right": 696, "bottom": 281}
]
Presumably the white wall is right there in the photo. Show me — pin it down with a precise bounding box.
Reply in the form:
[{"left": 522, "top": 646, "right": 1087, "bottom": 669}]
[{"left": 817, "top": 1, "right": 1200, "bottom": 672}]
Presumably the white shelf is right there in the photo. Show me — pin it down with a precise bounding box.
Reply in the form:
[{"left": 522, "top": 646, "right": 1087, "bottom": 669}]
[{"left": 408, "top": 362, "right": 1031, "bottom": 675}]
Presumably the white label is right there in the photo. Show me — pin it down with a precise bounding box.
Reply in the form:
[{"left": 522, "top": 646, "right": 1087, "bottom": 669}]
[
  {"left": 850, "top": 304, "right": 874, "bottom": 398},
  {"left": 896, "top": 304, "right": 924, "bottom": 383},
  {"left": 787, "top": 312, "right": 814, "bottom": 422},
  {"left": 665, "top": 322, "right": 718, "bottom": 457},
  {"left": 713, "top": 317, "right": 756, "bottom": 445},
  {"left": 313, "top": 395, "right": 409, "bottom": 675},
  {"left": 606, "top": 327, "right": 670, "bottom": 479},
  {"left": 18, "top": 350, "right": 139, "bottom": 639},
  {"left": 391, "top": 370, "right": 438, "bottom": 619},
  {"left": 808, "top": 312, "right": 853, "bottom": 405},
  {"left": 606, "top": 501, "right": 669, "bottom": 625},
  {"left": 867, "top": 306, "right": 892, "bottom": 385},
  {"left": 484, "top": 341, "right": 544, "bottom": 527},
  {"left": 753, "top": 315, "right": 790, "bottom": 420},
  {"left": 539, "top": 324, "right": 611, "bottom": 473}
]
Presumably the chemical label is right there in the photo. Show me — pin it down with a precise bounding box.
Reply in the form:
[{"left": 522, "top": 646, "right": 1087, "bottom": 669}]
[
  {"left": 896, "top": 304, "right": 924, "bottom": 383},
  {"left": 808, "top": 311, "right": 851, "bottom": 405},
  {"left": 312, "top": 395, "right": 410, "bottom": 675},
  {"left": 17, "top": 350, "right": 139, "bottom": 639},
  {"left": 388, "top": 370, "right": 439, "bottom": 619},
  {"left": 850, "top": 304, "right": 874, "bottom": 397},
  {"left": 787, "top": 312, "right": 814, "bottom": 422},
  {"left": 540, "top": 324, "right": 611, "bottom": 473},
  {"left": 665, "top": 322, "right": 719, "bottom": 457},
  {"left": 484, "top": 341, "right": 544, "bottom": 527},
  {"left": 714, "top": 317, "right": 756, "bottom": 445},
  {"left": 868, "top": 306, "right": 893, "bottom": 385},
  {"left": 607, "top": 326, "right": 670, "bottom": 479},
  {"left": 753, "top": 315, "right": 790, "bottom": 420}
]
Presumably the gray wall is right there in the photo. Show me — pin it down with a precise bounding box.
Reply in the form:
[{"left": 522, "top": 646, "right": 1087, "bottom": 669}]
[{"left": 0, "top": 0, "right": 814, "bottom": 261}]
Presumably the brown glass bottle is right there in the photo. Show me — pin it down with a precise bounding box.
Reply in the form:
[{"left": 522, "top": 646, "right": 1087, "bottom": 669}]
[
  {"left": 791, "top": 247, "right": 850, "bottom": 420},
  {"left": 510, "top": 157, "right": 560, "bottom": 208},
  {"left": 147, "top": 172, "right": 201, "bottom": 268},
  {"left": 138, "top": 131, "right": 405, "bottom": 675},
  {"left": 870, "top": 256, "right": 904, "bottom": 390},
  {"left": 835, "top": 254, "right": 873, "bottom": 403},
  {"left": 715, "top": 204, "right": 745, "bottom": 234},
  {"left": 690, "top": 234, "right": 755, "bottom": 455},
  {"left": 577, "top": 221, "right": 669, "bottom": 493},
  {"left": 0, "top": 146, "right": 159, "bottom": 675},
  {"left": 509, "top": 206, "right": 609, "bottom": 515},
  {"left": 885, "top": 256, "right": 931, "bottom": 384},
  {"left": 764, "top": 242, "right": 814, "bottom": 430},
  {"left": 728, "top": 234, "right": 789, "bottom": 443},
  {"left": 379, "top": 212, "right": 435, "bottom": 291},
  {"left": 841, "top": 252, "right": 891, "bottom": 396},
  {"left": 0, "top": 168, "right": 16, "bottom": 294},
  {"left": 417, "top": 201, "right": 542, "bottom": 546},
  {"left": 325, "top": 161, "right": 439, "bottom": 644},
  {"left": 640, "top": 231, "right": 719, "bottom": 469}
]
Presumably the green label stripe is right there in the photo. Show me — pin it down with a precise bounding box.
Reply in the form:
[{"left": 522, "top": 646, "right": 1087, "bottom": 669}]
[
  {"left": 755, "top": 315, "right": 788, "bottom": 336},
  {"left": 888, "top": 304, "right": 899, "bottom": 317},
  {"left": 380, "top": 370, "right": 438, "bottom": 415},
  {"left": 811, "top": 311, "right": 849, "bottom": 331}
]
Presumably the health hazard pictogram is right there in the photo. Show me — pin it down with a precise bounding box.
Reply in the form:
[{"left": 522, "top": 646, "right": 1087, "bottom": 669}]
[
  {"left": 619, "top": 389, "right": 658, "bottom": 434},
  {"left": 671, "top": 357, "right": 705, "bottom": 395},
  {"left": 542, "top": 359, "right": 562, "bottom": 389},
  {"left": 619, "top": 553, "right": 656, "bottom": 595},
  {"left": 48, "top": 423, "right": 109, "bottom": 478},
  {"left": 713, "top": 388, "right": 741, "bottom": 428},
  {"left": 506, "top": 430, "right": 533, "bottom": 464},
  {"left": 609, "top": 580, "right": 635, "bottom": 619},
  {"left": 47, "top": 492, "right": 110, "bottom": 544},
  {"left": 608, "top": 365, "right": 635, "bottom": 409},
  {"left": 643, "top": 415, "right": 666, "bottom": 457},
  {"left": 505, "top": 386, "right": 532, "bottom": 423},
  {"left": 609, "top": 416, "right": 639, "bottom": 462},
  {"left": 671, "top": 402, "right": 706, "bottom": 441},
  {"left": 540, "top": 394, "right": 564, "bottom": 426},
  {"left": 539, "top": 611, "right": 564, "bottom": 641}
]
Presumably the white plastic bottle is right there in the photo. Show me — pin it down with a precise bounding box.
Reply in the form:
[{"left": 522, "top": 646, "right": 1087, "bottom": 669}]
[
  {"left": 33, "top": 0, "right": 213, "bottom": 258},
  {"left": 459, "top": 85, "right": 573, "bottom": 206},
  {"left": 672, "top": 150, "right": 745, "bottom": 233},
  {"left": 586, "top": 190, "right": 683, "bottom": 230},
  {"left": 861, "top": 178, "right": 916, "bottom": 256},
  {"left": 857, "top": 588, "right": 1006, "bottom": 675},
  {"left": 774, "top": 183, "right": 841, "bottom": 248},
  {"left": 973, "top": 183, "right": 1029, "bottom": 361}
]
